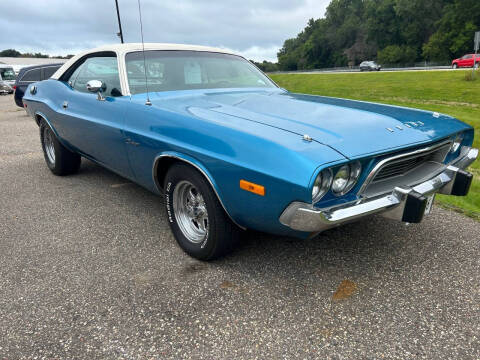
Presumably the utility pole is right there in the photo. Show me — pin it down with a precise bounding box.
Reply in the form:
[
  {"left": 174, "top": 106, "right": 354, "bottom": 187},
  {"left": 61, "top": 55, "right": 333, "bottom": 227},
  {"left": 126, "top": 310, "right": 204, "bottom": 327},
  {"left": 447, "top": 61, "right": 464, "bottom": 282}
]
[
  {"left": 115, "top": 0, "right": 124, "bottom": 43},
  {"left": 474, "top": 31, "right": 480, "bottom": 73}
]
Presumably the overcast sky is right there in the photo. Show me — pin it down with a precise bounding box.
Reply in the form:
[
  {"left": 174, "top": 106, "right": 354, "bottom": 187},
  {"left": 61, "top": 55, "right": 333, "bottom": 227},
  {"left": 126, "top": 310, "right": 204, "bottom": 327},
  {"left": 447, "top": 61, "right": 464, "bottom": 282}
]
[{"left": 0, "top": 0, "right": 329, "bottom": 62}]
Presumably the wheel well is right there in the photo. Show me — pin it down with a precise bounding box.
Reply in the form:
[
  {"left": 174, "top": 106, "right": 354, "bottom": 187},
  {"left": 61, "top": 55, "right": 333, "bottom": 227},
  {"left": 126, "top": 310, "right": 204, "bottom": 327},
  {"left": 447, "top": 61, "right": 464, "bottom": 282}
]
[
  {"left": 153, "top": 155, "right": 246, "bottom": 230},
  {"left": 154, "top": 156, "right": 180, "bottom": 191},
  {"left": 34, "top": 114, "right": 43, "bottom": 126}
]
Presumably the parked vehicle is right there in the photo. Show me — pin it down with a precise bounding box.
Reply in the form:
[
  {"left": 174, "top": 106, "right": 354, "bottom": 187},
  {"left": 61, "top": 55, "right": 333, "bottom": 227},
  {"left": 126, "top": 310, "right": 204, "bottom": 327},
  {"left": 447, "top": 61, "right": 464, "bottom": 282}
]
[
  {"left": 0, "top": 65, "right": 16, "bottom": 94},
  {"left": 22, "top": 44, "right": 477, "bottom": 260},
  {"left": 360, "top": 61, "right": 381, "bottom": 71},
  {"left": 13, "top": 64, "right": 62, "bottom": 107},
  {"left": 452, "top": 54, "right": 480, "bottom": 69}
]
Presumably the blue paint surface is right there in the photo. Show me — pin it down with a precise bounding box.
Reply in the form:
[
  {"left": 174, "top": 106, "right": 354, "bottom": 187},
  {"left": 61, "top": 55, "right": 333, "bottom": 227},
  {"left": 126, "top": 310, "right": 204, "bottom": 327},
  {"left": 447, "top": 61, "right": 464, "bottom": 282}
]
[{"left": 23, "top": 81, "right": 474, "bottom": 237}]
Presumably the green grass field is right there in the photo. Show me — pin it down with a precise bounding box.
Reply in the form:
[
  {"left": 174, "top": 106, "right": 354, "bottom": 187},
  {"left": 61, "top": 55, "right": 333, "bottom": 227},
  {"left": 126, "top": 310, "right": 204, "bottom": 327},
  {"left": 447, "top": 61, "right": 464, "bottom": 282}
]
[{"left": 270, "top": 70, "right": 480, "bottom": 220}]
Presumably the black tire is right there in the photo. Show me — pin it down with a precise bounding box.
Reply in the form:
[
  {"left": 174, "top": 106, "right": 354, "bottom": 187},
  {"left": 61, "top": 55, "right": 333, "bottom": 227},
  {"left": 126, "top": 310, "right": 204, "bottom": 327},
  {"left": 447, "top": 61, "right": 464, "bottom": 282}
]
[
  {"left": 475, "top": 62, "right": 479, "bottom": 69},
  {"left": 164, "top": 163, "right": 240, "bottom": 260},
  {"left": 39, "top": 120, "right": 81, "bottom": 176},
  {"left": 453, "top": 63, "right": 458, "bottom": 69}
]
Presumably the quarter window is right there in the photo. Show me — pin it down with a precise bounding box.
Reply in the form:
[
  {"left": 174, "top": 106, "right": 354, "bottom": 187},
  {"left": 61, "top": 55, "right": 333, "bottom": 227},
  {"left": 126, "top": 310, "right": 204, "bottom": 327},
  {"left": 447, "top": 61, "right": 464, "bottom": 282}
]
[
  {"left": 43, "top": 66, "right": 60, "bottom": 79},
  {"left": 21, "top": 69, "right": 41, "bottom": 82}
]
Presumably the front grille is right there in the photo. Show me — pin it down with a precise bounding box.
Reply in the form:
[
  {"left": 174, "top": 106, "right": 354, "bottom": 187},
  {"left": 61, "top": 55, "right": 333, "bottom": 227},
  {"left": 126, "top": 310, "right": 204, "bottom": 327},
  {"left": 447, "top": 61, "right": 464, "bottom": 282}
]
[
  {"left": 373, "top": 153, "right": 435, "bottom": 182},
  {"left": 371, "top": 142, "right": 451, "bottom": 183}
]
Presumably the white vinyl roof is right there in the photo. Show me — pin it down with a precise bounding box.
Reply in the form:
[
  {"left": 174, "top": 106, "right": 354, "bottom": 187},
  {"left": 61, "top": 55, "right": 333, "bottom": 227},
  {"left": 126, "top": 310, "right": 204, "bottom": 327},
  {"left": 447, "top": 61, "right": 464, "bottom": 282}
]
[
  {"left": 84, "top": 43, "right": 236, "bottom": 55},
  {"left": 51, "top": 43, "right": 238, "bottom": 80}
]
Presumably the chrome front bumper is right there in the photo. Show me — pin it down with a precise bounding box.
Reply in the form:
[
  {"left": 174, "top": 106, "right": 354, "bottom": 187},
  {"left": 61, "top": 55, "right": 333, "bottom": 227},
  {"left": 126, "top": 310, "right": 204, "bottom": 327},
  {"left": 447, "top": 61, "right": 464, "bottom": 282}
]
[{"left": 279, "top": 147, "right": 478, "bottom": 232}]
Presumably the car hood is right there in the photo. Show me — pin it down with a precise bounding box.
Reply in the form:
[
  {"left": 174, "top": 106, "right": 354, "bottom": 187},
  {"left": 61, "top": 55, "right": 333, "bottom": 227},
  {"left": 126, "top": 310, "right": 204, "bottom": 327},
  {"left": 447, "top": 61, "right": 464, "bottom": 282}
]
[{"left": 153, "top": 89, "right": 471, "bottom": 158}]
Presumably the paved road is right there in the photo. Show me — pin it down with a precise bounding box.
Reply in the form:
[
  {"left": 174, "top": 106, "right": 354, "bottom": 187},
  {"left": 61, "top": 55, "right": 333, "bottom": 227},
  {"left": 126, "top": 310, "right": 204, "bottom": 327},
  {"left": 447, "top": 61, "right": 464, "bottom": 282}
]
[
  {"left": 0, "top": 94, "right": 479, "bottom": 359},
  {"left": 272, "top": 66, "right": 463, "bottom": 75}
]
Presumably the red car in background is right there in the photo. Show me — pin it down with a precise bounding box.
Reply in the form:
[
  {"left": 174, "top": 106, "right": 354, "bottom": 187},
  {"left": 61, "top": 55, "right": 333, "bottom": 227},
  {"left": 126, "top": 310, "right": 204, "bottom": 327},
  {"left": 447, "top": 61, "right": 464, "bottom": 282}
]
[{"left": 452, "top": 54, "right": 480, "bottom": 69}]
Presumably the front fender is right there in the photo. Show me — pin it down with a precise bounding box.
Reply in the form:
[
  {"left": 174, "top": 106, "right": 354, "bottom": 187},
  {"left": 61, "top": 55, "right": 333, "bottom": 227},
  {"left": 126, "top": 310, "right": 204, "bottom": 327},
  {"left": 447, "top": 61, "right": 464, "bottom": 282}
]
[{"left": 151, "top": 151, "right": 246, "bottom": 229}]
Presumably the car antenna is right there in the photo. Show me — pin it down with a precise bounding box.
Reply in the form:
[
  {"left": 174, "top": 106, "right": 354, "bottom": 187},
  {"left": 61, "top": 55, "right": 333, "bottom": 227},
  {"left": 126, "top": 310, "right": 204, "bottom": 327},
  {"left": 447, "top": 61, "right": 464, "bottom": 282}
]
[{"left": 137, "top": 0, "right": 152, "bottom": 106}]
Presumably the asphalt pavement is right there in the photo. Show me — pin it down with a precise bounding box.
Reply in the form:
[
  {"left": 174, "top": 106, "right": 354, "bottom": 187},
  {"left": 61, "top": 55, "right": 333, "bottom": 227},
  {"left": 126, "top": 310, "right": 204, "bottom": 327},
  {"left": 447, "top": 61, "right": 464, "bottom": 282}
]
[{"left": 0, "top": 94, "right": 479, "bottom": 359}]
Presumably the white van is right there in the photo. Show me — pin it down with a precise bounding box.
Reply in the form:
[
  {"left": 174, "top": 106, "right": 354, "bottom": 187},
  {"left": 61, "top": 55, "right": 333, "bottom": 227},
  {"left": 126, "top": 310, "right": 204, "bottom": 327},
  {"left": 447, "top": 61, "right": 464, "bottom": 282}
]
[{"left": 0, "top": 65, "right": 16, "bottom": 94}]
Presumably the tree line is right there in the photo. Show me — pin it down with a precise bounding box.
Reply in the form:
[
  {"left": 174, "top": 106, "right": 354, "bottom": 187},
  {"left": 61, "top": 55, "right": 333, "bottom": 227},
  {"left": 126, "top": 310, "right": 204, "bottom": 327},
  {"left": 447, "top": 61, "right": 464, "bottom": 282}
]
[
  {"left": 0, "top": 49, "right": 74, "bottom": 59},
  {"left": 258, "top": 0, "right": 479, "bottom": 71}
]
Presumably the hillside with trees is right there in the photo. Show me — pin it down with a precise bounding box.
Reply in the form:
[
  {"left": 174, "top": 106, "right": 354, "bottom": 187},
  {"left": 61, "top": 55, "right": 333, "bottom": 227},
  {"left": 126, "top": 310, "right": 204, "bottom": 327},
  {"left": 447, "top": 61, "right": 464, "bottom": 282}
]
[
  {"left": 277, "top": 0, "right": 480, "bottom": 70},
  {"left": 0, "top": 49, "right": 73, "bottom": 59}
]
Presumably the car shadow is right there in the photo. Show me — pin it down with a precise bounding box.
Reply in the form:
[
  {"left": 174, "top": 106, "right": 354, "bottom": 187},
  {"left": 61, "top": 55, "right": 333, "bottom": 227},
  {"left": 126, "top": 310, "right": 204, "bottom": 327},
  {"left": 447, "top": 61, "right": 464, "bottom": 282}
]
[{"left": 73, "top": 158, "right": 443, "bottom": 285}]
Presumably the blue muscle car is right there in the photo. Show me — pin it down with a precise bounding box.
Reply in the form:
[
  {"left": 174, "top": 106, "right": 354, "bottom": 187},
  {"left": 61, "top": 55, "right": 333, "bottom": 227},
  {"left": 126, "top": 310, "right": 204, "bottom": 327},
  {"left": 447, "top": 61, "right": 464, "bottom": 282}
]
[{"left": 23, "top": 43, "right": 478, "bottom": 260}]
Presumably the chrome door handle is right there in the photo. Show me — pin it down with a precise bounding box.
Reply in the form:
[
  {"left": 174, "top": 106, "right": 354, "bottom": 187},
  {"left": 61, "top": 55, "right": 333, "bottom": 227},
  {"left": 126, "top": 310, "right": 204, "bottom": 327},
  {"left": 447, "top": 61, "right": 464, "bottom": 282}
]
[{"left": 62, "top": 101, "right": 68, "bottom": 109}]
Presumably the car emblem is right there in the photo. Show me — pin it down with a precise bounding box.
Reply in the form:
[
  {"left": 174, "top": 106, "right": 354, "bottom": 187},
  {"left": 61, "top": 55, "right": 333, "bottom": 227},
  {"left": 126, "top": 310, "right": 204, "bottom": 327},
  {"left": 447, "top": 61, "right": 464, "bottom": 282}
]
[{"left": 388, "top": 121, "right": 425, "bottom": 132}]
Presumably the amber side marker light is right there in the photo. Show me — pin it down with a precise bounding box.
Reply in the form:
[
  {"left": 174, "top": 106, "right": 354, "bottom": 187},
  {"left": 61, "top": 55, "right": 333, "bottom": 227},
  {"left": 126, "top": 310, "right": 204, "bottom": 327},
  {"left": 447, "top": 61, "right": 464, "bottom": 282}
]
[{"left": 240, "top": 180, "right": 265, "bottom": 196}]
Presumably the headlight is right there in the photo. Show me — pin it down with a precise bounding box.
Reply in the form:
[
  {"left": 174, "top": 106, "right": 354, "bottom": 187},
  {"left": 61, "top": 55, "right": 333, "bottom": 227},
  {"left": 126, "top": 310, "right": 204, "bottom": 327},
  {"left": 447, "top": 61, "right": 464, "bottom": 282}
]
[
  {"left": 332, "top": 161, "right": 362, "bottom": 196},
  {"left": 312, "top": 168, "right": 333, "bottom": 203},
  {"left": 451, "top": 133, "right": 464, "bottom": 153},
  {"left": 312, "top": 162, "right": 363, "bottom": 202},
  {"left": 332, "top": 165, "right": 350, "bottom": 194}
]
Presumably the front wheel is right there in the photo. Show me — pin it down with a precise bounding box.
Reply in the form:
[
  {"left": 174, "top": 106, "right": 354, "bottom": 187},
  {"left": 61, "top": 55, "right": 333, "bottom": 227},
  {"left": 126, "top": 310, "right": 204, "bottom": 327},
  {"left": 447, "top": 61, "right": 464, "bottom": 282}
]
[
  {"left": 475, "top": 63, "right": 479, "bottom": 69},
  {"left": 40, "top": 120, "right": 81, "bottom": 176},
  {"left": 453, "top": 63, "right": 458, "bottom": 69},
  {"left": 164, "top": 163, "right": 240, "bottom": 260}
]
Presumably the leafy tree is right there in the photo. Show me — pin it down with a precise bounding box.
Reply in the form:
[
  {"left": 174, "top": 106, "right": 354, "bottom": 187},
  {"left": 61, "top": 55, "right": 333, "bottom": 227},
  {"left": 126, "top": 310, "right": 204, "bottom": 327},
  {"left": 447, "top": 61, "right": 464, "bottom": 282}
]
[
  {"left": 251, "top": 60, "right": 279, "bottom": 72},
  {"left": 276, "top": 0, "right": 478, "bottom": 70},
  {"left": 377, "top": 45, "right": 417, "bottom": 64},
  {"left": 0, "top": 49, "right": 21, "bottom": 57},
  {"left": 423, "top": 0, "right": 480, "bottom": 61}
]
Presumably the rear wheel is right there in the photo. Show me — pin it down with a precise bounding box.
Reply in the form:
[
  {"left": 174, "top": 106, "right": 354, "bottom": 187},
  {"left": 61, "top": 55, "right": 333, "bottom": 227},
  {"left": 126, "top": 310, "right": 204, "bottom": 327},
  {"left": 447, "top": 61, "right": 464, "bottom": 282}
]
[
  {"left": 164, "top": 163, "right": 240, "bottom": 260},
  {"left": 475, "top": 62, "right": 479, "bottom": 69},
  {"left": 40, "top": 120, "right": 81, "bottom": 176}
]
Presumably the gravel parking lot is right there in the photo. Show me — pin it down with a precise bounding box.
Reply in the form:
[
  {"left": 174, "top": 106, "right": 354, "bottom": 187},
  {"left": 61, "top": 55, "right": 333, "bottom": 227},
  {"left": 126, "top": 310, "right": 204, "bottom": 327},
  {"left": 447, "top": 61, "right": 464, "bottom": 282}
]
[{"left": 0, "top": 94, "right": 479, "bottom": 359}]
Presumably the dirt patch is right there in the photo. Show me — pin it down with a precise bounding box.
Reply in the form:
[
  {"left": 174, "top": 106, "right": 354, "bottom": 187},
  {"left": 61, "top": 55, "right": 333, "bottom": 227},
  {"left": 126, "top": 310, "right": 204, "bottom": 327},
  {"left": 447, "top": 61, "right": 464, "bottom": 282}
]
[{"left": 332, "top": 279, "right": 357, "bottom": 301}]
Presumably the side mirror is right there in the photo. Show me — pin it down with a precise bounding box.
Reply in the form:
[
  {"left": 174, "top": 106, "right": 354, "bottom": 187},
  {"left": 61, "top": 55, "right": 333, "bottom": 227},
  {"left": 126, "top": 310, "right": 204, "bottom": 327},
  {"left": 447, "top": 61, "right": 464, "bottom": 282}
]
[
  {"left": 86, "top": 80, "right": 104, "bottom": 93},
  {"left": 86, "top": 80, "right": 106, "bottom": 101}
]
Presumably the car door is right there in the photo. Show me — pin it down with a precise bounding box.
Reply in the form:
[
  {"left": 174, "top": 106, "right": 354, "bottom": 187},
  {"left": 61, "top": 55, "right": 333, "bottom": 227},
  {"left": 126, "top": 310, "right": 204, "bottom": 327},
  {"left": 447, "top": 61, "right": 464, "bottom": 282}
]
[
  {"left": 60, "top": 53, "right": 133, "bottom": 179},
  {"left": 466, "top": 55, "right": 474, "bottom": 67},
  {"left": 460, "top": 55, "right": 471, "bottom": 67}
]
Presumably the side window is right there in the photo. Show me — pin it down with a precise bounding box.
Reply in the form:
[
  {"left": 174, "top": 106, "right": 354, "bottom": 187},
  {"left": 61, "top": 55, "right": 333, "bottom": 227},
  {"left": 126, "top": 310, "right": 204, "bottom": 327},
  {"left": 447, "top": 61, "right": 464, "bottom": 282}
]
[
  {"left": 67, "top": 64, "right": 83, "bottom": 87},
  {"left": 43, "top": 66, "right": 59, "bottom": 79},
  {"left": 21, "top": 69, "right": 42, "bottom": 82},
  {"left": 73, "top": 57, "right": 122, "bottom": 96}
]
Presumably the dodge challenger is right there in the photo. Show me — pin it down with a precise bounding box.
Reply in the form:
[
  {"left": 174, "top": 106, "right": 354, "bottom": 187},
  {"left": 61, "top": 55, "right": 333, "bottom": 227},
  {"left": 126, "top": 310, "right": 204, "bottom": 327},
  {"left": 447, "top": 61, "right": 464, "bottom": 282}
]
[{"left": 22, "top": 43, "right": 478, "bottom": 260}]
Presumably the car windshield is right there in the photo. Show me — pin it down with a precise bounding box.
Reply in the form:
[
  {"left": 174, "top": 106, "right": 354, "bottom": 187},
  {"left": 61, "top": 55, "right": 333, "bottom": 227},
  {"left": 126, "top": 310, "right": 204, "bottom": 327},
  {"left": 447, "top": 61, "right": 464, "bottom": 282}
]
[
  {"left": 0, "top": 68, "right": 16, "bottom": 81},
  {"left": 125, "top": 50, "right": 276, "bottom": 94}
]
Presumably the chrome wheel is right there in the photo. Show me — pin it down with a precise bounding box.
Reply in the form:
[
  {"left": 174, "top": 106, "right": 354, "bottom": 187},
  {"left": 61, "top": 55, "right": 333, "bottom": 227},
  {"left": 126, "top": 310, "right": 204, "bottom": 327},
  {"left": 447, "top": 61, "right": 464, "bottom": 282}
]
[
  {"left": 43, "top": 127, "right": 55, "bottom": 164},
  {"left": 173, "top": 180, "right": 209, "bottom": 244}
]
